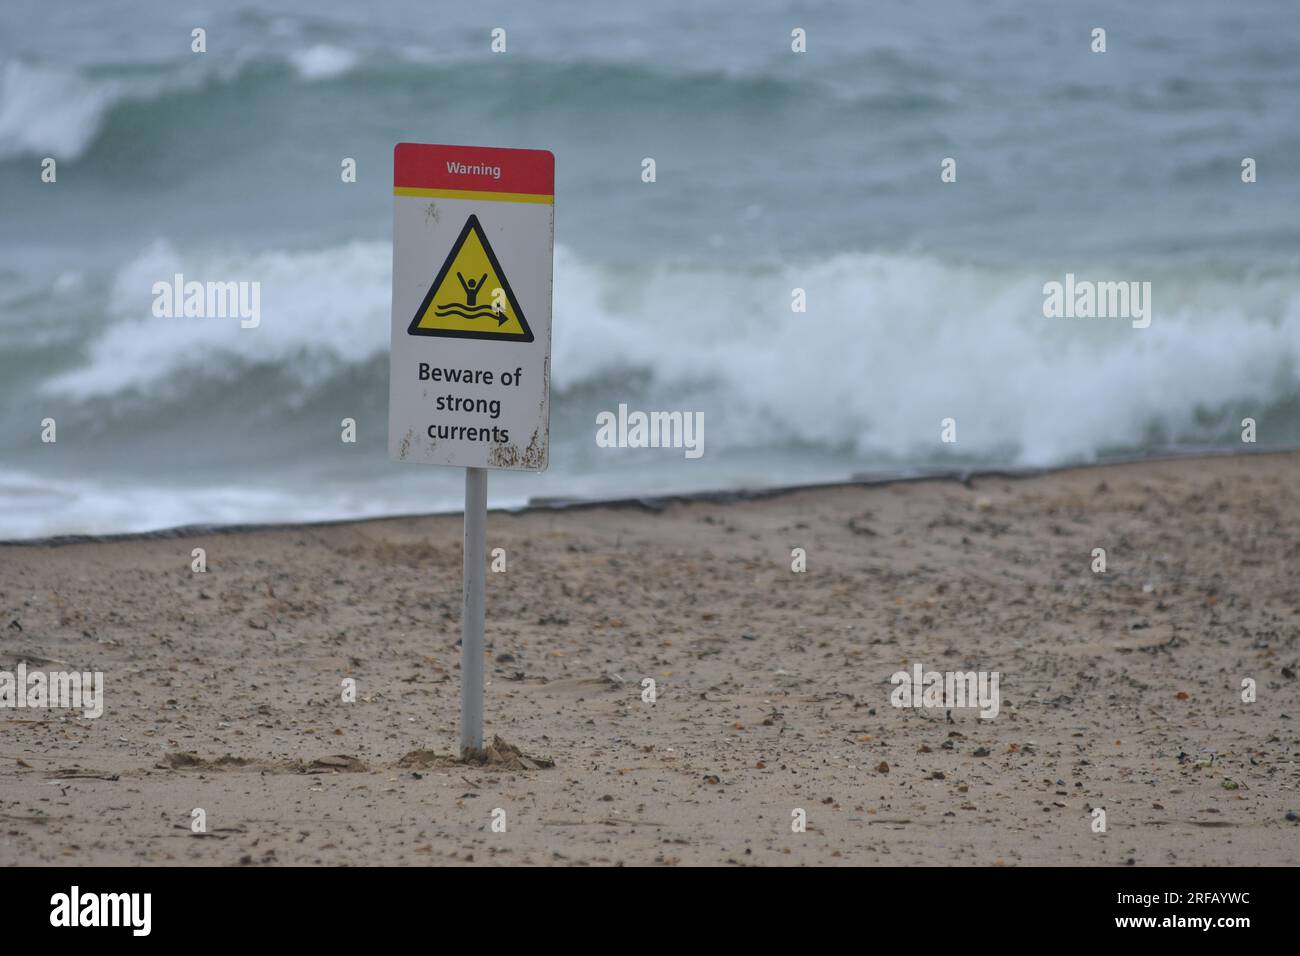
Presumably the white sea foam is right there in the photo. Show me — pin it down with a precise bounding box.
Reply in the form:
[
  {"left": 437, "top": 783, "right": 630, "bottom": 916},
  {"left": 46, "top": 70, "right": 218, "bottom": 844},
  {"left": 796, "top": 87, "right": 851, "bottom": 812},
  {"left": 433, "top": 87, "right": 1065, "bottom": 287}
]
[
  {"left": 288, "top": 45, "right": 360, "bottom": 81},
  {"left": 0, "top": 466, "right": 439, "bottom": 540},
  {"left": 553, "top": 248, "right": 1300, "bottom": 465},
  {"left": 0, "top": 60, "right": 120, "bottom": 161},
  {"left": 46, "top": 238, "right": 1300, "bottom": 470},
  {"left": 44, "top": 238, "right": 392, "bottom": 398}
]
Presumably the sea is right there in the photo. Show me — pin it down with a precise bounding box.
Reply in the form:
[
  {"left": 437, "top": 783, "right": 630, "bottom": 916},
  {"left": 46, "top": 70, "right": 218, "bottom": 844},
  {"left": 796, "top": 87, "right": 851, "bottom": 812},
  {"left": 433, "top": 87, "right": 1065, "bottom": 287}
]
[{"left": 1, "top": 0, "right": 1298, "bottom": 538}]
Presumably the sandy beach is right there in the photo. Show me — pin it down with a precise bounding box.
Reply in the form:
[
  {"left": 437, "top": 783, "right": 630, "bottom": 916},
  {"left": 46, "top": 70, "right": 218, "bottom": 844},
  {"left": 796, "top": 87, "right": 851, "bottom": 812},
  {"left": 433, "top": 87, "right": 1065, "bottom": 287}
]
[{"left": 1, "top": 451, "right": 1297, "bottom": 866}]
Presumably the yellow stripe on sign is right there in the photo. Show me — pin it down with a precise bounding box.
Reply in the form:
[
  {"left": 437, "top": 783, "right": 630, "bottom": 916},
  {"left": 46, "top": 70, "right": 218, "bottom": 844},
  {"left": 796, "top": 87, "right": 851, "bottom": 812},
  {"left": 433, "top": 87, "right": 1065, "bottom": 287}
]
[{"left": 393, "top": 186, "right": 554, "bottom": 205}]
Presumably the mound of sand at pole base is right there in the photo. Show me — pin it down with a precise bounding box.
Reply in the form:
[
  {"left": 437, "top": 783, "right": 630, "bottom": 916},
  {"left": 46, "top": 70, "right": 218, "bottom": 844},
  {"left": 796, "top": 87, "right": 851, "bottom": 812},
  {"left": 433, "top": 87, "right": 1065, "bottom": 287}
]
[{"left": 146, "top": 739, "right": 554, "bottom": 774}]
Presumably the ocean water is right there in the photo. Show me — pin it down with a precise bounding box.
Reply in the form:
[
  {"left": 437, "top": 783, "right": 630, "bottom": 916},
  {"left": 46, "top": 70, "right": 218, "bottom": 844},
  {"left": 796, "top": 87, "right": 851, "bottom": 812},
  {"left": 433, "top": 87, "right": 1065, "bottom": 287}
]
[{"left": 2, "top": 0, "right": 1298, "bottom": 538}]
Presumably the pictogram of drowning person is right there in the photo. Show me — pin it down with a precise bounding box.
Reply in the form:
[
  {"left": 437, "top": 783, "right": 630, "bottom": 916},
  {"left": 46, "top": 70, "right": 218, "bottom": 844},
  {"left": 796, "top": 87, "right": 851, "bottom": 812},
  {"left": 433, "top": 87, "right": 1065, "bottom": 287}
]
[
  {"left": 435, "top": 271, "right": 506, "bottom": 325},
  {"left": 456, "top": 271, "right": 488, "bottom": 307}
]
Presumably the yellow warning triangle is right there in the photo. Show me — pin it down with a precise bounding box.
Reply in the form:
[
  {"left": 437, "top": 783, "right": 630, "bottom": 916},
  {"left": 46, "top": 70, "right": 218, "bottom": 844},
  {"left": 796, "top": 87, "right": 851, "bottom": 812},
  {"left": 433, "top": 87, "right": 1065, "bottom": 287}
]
[{"left": 408, "top": 215, "right": 533, "bottom": 342}]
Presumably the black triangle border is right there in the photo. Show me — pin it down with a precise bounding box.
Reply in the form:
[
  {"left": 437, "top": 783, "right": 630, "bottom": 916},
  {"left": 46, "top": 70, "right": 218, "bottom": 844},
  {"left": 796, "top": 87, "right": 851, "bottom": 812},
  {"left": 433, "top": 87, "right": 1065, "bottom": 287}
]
[{"left": 406, "top": 214, "right": 534, "bottom": 343}]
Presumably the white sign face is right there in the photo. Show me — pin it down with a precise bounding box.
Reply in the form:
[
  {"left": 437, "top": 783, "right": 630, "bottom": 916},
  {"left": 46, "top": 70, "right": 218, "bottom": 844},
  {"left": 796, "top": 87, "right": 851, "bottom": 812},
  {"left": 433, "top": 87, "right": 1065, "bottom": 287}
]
[{"left": 388, "top": 143, "right": 554, "bottom": 471}]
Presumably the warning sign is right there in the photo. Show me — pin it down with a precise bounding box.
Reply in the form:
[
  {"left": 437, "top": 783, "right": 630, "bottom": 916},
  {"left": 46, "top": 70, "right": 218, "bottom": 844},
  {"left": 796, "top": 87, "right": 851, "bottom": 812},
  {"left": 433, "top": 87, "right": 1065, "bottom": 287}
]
[
  {"left": 388, "top": 143, "right": 554, "bottom": 471},
  {"left": 408, "top": 214, "right": 533, "bottom": 341}
]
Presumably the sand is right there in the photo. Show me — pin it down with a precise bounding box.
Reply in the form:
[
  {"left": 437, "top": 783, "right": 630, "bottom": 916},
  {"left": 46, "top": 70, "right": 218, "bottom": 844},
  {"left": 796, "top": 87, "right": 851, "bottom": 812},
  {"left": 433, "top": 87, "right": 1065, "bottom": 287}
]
[{"left": 1, "top": 451, "right": 1297, "bottom": 866}]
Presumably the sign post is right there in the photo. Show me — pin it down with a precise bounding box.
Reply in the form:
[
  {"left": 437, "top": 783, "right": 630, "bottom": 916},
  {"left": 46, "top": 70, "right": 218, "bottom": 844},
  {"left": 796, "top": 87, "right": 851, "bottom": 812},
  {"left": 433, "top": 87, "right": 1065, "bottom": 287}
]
[
  {"left": 460, "top": 467, "right": 487, "bottom": 752},
  {"left": 388, "top": 143, "right": 554, "bottom": 755}
]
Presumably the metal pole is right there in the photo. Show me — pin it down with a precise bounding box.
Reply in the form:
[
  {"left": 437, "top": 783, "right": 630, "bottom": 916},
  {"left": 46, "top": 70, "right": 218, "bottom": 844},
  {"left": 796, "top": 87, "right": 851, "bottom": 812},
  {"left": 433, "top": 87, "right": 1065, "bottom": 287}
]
[{"left": 460, "top": 466, "right": 487, "bottom": 755}]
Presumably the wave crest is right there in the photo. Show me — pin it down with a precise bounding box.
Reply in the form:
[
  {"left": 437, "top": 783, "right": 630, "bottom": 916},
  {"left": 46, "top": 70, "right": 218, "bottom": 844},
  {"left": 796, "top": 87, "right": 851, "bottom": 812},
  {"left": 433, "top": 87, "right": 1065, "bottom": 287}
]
[{"left": 42, "top": 238, "right": 1300, "bottom": 468}]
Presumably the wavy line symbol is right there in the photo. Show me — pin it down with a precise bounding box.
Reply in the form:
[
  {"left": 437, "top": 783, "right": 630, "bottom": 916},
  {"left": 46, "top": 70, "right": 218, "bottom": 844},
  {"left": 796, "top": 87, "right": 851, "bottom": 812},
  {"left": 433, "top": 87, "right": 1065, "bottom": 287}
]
[{"left": 435, "top": 303, "right": 507, "bottom": 325}]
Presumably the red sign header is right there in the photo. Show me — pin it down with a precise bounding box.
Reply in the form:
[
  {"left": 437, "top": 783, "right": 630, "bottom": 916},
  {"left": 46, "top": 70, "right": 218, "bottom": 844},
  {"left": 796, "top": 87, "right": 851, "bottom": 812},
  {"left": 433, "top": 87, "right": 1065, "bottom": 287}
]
[{"left": 394, "top": 143, "right": 554, "bottom": 198}]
